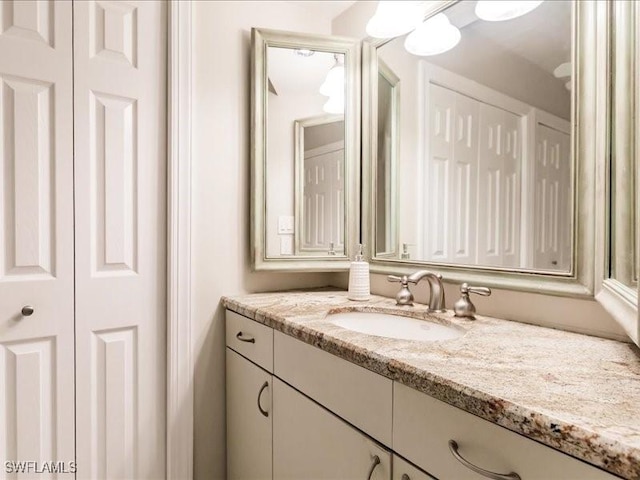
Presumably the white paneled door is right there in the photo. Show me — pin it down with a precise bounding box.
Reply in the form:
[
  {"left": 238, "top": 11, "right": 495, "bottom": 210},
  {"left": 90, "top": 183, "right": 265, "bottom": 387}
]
[
  {"left": 0, "top": 1, "right": 76, "bottom": 478},
  {"left": 73, "top": 1, "right": 167, "bottom": 479},
  {"left": 303, "top": 143, "right": 344, "bottom": 253},
  {"left": 0, "top": 1, "right": 167, "bottom": 478}
]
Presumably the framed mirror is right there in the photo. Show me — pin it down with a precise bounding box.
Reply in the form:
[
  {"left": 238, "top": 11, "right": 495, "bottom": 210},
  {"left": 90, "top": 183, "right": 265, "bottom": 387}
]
[
  {"left": 363, "top": 0, "right": 607, "bottom": 296},
  {"left": 251, "top": 28, "right": 360, "bottom": 271},
  {"left": 595, "top": 0, "right": 639, "bottom": 346}
]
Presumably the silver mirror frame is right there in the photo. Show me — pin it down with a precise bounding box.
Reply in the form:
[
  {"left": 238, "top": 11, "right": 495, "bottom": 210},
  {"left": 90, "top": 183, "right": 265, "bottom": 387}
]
[
  {"left": 595, "top": 0, "right": 639, "bottom": 345},
  {"left": 251, "top": 28, "right": 361, "bottom": 271},
  {"left": 362, "top": 0, "right": 606, "bottom": 298},
  {"left": 373, "top": 58, "right": 400, "bottom": 259}
]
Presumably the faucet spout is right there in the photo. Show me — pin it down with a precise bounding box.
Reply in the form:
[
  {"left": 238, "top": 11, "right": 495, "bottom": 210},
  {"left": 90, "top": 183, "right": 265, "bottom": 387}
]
[{"left": 407, "top": 270, "right": 446, "bottom": 312}]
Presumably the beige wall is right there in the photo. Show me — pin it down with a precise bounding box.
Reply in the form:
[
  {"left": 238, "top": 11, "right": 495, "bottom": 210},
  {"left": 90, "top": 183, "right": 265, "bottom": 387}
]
[{"left": 192, "top": 2, "right": 335, "bottom": 478}]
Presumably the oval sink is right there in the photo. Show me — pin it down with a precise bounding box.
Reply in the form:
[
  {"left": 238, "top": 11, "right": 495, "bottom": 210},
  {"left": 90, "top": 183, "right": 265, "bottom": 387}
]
[{"left": 327, "top": 311, "right": 464, "bottom": 342}]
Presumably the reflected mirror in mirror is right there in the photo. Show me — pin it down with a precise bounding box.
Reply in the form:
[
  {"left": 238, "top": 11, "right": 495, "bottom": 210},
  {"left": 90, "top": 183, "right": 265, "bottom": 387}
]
[
  {"left": 373, "top": 0, "right": 574, "bottom": 273},
  {"left": 265, "top": 47, "right": 346, "bottom": 257}
]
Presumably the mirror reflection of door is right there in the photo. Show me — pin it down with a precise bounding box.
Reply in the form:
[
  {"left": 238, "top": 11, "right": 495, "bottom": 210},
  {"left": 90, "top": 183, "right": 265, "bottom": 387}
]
[
  {"left": 295, "top": 116, "right": 345, "bottom": 255},
  {"left": 373, "top": 0, "right": 573, "bottom": 273}
]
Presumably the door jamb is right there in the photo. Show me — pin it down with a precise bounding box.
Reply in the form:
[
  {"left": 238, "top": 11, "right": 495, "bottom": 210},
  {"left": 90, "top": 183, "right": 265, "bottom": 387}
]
[{"left": 167, "top": 1, "right": 194, "bottom": 478}]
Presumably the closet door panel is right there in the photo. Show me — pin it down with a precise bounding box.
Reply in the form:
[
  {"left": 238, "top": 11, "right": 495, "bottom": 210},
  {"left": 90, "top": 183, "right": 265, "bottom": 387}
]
[
  {"left": 73, "top": 2, "right": 167, "bottom": 479},
  {"left": 0, "top": 0, "right": 75, "bottom": 475}
]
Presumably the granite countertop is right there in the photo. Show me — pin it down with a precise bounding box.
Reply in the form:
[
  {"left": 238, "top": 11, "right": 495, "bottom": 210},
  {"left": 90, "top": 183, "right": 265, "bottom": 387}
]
[{"left": 221, "top": 289, "right": 640, "bottom": 479}]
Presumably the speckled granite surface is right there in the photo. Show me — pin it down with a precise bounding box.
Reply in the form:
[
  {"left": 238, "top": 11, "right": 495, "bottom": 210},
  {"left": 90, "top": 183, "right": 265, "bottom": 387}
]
[{"left": 221, "top": 289, "right": 640, "bottom": 479}]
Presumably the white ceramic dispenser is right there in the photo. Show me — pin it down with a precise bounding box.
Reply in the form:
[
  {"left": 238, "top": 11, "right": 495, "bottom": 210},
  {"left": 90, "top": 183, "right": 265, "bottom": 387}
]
[{"left": 348, "top": 244, "right": 370, "bottom": 301}]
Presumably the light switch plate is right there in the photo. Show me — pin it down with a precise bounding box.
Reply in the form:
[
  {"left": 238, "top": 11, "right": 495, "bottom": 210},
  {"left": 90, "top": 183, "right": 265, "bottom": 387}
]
[
  {"left": 280, "top": 235, "right": 294, "bottom": 255},
  {"left": 278, "top": 215, "right": 295, "bottom": 234}
]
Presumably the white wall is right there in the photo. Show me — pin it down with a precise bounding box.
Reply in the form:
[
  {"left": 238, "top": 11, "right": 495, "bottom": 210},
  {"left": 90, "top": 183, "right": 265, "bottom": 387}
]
[{"left": 192, "top": 2, "right": 335, "bottom": 478}]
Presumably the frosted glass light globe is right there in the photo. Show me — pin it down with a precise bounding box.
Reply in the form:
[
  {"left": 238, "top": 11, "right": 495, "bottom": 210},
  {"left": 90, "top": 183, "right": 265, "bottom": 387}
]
[
  {"left": 319, "top": 64, "right": 345, "bottom": 97},
  {"left": 404, "top": 14, "right": 461, "bottom": 57},
  {"left": 323, "top": 93, "right": 344, "bottom": 114},
  {"left": 366, "top": 1, "right": 423, "bottom": 39}
]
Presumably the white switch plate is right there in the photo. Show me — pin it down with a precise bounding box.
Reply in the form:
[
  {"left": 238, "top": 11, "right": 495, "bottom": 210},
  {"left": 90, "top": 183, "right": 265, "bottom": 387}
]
[
  {"left": 278, "top": 215, "right": 295, "bottom": 234},
  {"left": 280, "top": 235, "right": 294, "bottom": 255}
]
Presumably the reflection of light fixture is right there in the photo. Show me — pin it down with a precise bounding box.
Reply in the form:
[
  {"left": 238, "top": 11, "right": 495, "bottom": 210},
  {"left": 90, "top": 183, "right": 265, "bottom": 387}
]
[
  {"left": 319, "top": 55, "right": 344, "bottom": 97},
  {"left": 366, "top": 1, "right": 423, "bottom": 39},
  {"left": 553, "top": 62, "right": 571, "bottom": 78},
  {"left": 295, "top": 48, "right": 315, "bottom": 57},
  {"left": 405, "top": 13, "right": 461, "bottom": 56},
  {"left": 475, "top": 1, "right": 544, "bottom": 22},
  {"left": 553, "top": 61, "right": 572, "bottom": 91},
  {"left": 323, "top": 93, "right": 344, "bottom": 114}
]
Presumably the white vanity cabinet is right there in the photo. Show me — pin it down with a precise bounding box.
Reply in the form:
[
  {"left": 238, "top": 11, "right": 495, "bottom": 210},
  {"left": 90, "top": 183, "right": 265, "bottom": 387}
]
[
  {"left": 225, "top": 309, "right": 621, "bottom": 480},
  {"left": 273, "top": 378, "right": 392, "bottom": 479},
  {"left": 394, "top": 382, "right": 618, "bottom": 480},
  {"left": 226, "top": 311, "right": 274, "bottom": 480}
]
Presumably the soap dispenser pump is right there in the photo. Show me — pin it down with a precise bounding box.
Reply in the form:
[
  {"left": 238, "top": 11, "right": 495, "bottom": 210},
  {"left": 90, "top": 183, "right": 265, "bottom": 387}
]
[{"left": 348, "top": 244, "right": 370, "bottom": 301}]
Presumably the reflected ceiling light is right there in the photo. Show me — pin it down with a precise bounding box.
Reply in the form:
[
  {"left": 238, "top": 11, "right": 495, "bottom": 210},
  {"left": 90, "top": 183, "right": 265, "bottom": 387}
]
[
  {"left": 320, "top": 56, "right": 344, "bottom": 97},
  {"left": 295, "top": 48, "right": 315, "bottom": 57},
  {"left": 366, "top": 1, "right": 423, "bottom": 39},
  {"left": 553, "top": 62, "right": 571, "bottom": 78},
  {"left": 323, "top": 93, "right": 344, "bottom": 114},
  {"left": 404, "top": 13, "right": 461, "bottom": 57},
  {"left": 475, "top": 1, "right": 544, "bottom": 22},
  {"left": 565, "top": 80, "right": 571, "bottom": 91}
]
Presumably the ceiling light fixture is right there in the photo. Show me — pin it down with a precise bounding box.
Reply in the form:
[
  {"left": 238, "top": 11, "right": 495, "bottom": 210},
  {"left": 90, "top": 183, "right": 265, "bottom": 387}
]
[
  {"left": 475, "top": 1, "right": 544, "bottom": 22},
  {"left": 366, "top": 1, "right": 423, "bottom": 39},
  {"left": 404, "top": 13, "right": 461, "bottom": 57}
]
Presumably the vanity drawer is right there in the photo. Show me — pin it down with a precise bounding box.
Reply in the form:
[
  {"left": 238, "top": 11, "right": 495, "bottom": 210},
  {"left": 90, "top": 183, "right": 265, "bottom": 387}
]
[
  {"left": 393, "top": 382, "right": 618, "bottom": 480},
  {"left": 226, "top": 310, "right": 273, "bottom": 372},
  {"left": 274, "top": 330, "right": 393, "bottom": 446}
]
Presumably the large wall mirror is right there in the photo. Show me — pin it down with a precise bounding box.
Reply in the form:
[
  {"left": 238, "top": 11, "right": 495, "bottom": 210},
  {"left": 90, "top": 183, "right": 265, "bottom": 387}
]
[
  {"left": 252, "top": 28, "right": 360, "bottom": 271},
  {"left": 595, "top": 0, "right": 640, "bottom": 346},
  {"left": 363, "top": 0, "right": 607, "bottom": 295}
]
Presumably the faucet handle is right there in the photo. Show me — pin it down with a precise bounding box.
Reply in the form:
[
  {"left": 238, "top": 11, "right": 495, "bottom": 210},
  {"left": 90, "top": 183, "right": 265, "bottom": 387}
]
[
  {"left": 454, "top": 283, "right": 491, "bottom": 319},
  {"left": 387, "top": 274, "right": 406, "bottom": 284},
  {"left": 387, "top": 275, "right": 414, "bottom": 306},
  {"left": 463, "top": 284, "right": 491, "bottom": 297}
]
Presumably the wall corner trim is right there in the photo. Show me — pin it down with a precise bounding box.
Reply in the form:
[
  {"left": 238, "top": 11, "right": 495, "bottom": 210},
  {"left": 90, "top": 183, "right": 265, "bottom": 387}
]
[{"left": 167, "top": 1, "right": 194, "bottom": 478}]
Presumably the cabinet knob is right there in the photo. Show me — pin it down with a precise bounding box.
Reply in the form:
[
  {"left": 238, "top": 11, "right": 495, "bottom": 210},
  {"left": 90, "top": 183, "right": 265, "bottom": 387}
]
[{"left": 21, "top": 306, "right": 34, "bottom": 317}]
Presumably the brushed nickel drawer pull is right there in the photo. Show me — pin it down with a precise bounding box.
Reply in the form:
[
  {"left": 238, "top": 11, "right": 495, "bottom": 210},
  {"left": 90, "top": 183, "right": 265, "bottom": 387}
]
[
  {"left": 448, "top": 440, "right": 521, "bottom": 480},
  {"left": 367, "top": 455, "right": 381, "bottom": 480},
  {"left": 236, "top": 331, "right": 255, "bottom": 343},
  {"left": 257, "top": 381, "right": 269, "bottom": 417}
]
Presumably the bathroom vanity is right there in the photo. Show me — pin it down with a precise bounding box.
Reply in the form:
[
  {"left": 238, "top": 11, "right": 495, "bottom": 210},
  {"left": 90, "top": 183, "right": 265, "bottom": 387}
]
[{"left": 222, "top": 290, "right": 640, "bottom": 479}]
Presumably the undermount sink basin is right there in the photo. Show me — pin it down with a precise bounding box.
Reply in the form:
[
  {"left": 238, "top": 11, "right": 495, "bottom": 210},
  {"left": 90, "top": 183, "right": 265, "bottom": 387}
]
[{"left": 327, "top": 311, "right": 464, "bottom": 342}]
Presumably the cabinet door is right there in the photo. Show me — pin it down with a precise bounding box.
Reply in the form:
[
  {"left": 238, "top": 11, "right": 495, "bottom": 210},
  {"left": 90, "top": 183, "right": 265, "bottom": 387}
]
[
  {"left": 227, "top": 349, "right": 272, "bottom": 480},
  {"left": 273, "top": 378, "right": 391, "bottom": 480},
  {"left": 393, "top": 455, "right": 436, "bottom": 480}
]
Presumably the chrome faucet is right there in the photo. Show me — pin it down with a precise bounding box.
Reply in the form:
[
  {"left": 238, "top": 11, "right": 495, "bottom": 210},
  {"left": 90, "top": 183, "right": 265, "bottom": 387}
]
[{"left": 387, "top": 270, "right": 446, "bottom": 312}]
